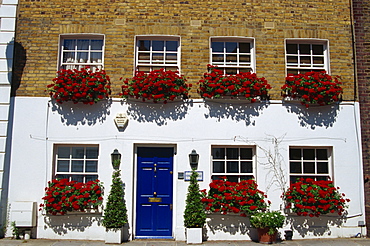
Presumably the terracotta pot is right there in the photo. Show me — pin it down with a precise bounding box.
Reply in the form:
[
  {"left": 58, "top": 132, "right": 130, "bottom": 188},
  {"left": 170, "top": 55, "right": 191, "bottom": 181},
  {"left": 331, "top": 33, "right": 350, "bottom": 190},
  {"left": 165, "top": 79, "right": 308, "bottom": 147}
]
[{"left": 257, "top": 228, "right": 277, "bottom": 244}]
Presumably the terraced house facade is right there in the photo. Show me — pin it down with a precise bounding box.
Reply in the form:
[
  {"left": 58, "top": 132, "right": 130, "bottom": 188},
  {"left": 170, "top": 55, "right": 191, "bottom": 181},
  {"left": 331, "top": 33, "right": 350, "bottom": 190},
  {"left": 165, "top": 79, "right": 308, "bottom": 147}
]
[{"left": 2, "top": 0, "right": 366, "bottom": 242}]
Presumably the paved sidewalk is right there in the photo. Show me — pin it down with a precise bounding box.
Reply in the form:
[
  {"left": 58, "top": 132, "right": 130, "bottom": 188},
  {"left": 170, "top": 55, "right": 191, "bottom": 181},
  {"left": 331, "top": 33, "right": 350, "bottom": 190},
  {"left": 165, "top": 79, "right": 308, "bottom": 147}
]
[{"left": 1, "top": 238, "right": 370, "bottom": 246}]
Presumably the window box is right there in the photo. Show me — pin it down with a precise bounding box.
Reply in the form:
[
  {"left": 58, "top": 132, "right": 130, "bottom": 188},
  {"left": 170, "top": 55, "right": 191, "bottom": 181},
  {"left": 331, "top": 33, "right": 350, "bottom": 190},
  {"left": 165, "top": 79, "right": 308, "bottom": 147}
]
[
  {"left": 198, "top": 65, "right": 271, "bottom": 101},
  {"left": 121, "top": 69, "right": 191, "bottom": 103}
]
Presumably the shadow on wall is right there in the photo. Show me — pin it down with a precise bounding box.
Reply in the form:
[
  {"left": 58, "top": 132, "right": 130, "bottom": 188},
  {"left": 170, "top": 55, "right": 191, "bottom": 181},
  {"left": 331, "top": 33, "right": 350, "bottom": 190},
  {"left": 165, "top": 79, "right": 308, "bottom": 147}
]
[
  {"left": 203, "top": 101, "right": 269, "bottom": 126},
  {"left": 286, "top": 215, "right": 346, "bottom": 238},
  {"left": 125, "top": 99, "right": 191, "bottom": 126},
  {"left": 283, "top": 102, "right": 340, "bottom": 129},
  {"left": 11, "top": 41, "right": 27, "bottom": 96},
  {"left": 205, "top": 214, "right": 258, "bottom": 241},
  {"left": 43, "top": 214, "right": 102, "bottom": 235},
  {"left": 51, "top": 99, "right": 112, "bottom": 126}
]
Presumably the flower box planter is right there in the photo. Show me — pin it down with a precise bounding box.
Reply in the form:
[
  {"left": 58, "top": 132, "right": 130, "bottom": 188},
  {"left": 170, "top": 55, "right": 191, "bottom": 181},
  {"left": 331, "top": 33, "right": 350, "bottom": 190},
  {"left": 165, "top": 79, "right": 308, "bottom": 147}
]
[
  {"left": 186, "top": 228, "right": 202, "bottom": 244},
  {"left": 105, "top": 228, "right": 123, "bottom": 244}
]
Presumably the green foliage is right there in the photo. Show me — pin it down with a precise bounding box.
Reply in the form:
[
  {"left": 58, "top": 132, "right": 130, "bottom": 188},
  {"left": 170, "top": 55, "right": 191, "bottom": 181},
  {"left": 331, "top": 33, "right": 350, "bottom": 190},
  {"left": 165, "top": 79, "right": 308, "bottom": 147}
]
[
  {"left": 184, "top": 170, "right": 206, "bottom": 228},
  {"left": 11, "top": 221, "right": 19, "bottom": 239},
  {"left": 250, "top": 211, "right": 285, "bottom": 235},
  {"left": 103, "top": 169, "right": 128, "bottom": 228}
]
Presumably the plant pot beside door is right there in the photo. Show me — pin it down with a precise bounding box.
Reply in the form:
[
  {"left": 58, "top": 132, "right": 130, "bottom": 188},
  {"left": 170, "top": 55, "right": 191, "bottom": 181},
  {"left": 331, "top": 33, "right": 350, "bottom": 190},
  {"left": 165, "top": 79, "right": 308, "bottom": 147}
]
[
  {"left": 103, "top": 169, "right": 128, "bottom": 244},
  {"left": 184, "top": 170, "right": 206, "bottom": 244}
]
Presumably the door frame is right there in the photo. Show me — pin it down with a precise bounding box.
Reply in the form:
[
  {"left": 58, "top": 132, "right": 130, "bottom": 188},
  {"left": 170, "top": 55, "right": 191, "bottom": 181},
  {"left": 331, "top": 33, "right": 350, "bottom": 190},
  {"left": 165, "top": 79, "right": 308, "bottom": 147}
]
[{"left": 133, "top": 144, "right": 177, "bottom": 239}]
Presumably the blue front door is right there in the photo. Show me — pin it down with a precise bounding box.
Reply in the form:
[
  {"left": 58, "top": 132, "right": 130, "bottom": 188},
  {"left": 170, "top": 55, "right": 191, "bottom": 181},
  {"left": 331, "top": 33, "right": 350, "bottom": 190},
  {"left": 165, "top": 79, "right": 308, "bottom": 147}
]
[{"left": 136, "top": 147, "right": 174, "bottom": 238}]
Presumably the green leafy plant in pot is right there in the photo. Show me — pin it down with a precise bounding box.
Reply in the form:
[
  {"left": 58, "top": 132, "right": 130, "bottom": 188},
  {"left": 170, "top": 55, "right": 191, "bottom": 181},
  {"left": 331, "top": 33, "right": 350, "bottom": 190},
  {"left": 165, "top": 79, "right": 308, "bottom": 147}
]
[
  {"left": 183, "top": 170, "right": 206, "bottom": 244},
  {"left": 103, "top": 169, "right": 128, "bottom": 243},
  {"left": 250, "top": 211, "right": 285, "bottom": 244}
]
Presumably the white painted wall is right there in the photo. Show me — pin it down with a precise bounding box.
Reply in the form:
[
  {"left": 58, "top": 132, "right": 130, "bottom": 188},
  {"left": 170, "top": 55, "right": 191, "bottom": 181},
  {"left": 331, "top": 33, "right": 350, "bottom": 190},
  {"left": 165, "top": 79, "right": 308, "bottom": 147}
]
[{"left": 6, "top": 97, "right": 365, "bottom": 241}]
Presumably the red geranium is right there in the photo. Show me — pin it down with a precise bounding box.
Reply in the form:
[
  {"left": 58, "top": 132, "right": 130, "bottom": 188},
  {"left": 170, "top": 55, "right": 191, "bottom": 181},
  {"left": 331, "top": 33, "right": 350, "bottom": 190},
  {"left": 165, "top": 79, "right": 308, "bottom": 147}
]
[
  {"left": 282, "top": 178, "right": 350, "bottom": 217},
  {"left": 120, "top": 69, "right": 191, "bottom": 103},
  {"left": 40, "top": 179, "right": 104, "bottom": 215},
  {"left": 198, "top": 65, "right": 271, "bottom": 101},
  {"left": 281, "top": 71, "right": 342, "bottom": 108},
  {"left": 47, "top": 68, "right": 111, "bottom": 104},
  {"left": 201, "top": 177, "right": 269, "bottom": 216}
]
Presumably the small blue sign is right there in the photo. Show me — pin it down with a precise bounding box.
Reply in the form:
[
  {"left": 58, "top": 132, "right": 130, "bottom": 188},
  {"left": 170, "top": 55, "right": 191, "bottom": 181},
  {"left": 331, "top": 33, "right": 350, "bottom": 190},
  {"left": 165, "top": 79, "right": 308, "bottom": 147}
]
[{"left": 184, "top": 171, "right": 203, "bottom": 181}]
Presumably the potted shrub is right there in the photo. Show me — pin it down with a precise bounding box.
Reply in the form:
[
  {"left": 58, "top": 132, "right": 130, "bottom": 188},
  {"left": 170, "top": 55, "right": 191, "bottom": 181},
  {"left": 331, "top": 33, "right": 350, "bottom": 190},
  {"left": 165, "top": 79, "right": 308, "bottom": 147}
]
[
  {"left": 47, "top": 68, "right": 111, "bottom": 104},
  {"left": 184, "top": 170, "right": 206, "bottom": 244},
  {"left": 39, "top": 179, "right": 103, "bottom": 215},
  {"left": 198, "top": 64, "right": 271, "bottom": 101},
  {"left": 250, "top": 211, "right": 285, "bottom": 244},
  {"left": 281, "top": 71, "right": 343, "bottom": 108},
  {"left": 282, "top": 178, "right": 350, "bottom": 217},
  {"left": 120, "top": 69, "right": 191, "bottom": 103},
  {"left": 201, "top": 177, "right": 269, "bottom": 216},
  {"left": 103, "top": 170, "right": 128, "bottom": 244}
]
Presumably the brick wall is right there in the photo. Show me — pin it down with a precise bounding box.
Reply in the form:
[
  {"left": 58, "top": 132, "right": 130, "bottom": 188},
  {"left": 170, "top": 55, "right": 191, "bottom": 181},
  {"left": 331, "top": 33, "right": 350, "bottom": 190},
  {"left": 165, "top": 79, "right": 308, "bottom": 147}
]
[
  {"left": 354, "top": 0, "right": 370, "bottom": 236},
  {"left": 13, "top": 0, "right": 355, "bottom": 100}
]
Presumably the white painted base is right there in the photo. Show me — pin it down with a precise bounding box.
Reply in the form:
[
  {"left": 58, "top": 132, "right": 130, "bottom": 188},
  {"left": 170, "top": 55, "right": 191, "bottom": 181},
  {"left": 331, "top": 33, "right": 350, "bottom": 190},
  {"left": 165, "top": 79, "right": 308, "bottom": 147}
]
[
  {"left": 105, "top": 228, "right": 122, "bottom": 244},
  {"left": 186, "top": 228, "right": 202, "bottom": 244}
]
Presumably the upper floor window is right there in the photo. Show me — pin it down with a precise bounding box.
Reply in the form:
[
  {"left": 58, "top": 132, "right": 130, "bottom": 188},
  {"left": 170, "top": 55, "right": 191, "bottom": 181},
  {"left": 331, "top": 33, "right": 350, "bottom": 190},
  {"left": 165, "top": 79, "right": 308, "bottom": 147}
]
[
  {"left": 289, "top": 147, "right": 332, "bottom": 183},
  {"left": 210, "top": 37, "right": 255, "bottom": 75},
  {"left": 54, "top": 145, "right": 99, "bottom": 183},
  {"left": 135, "top": 36, "right": 180, "bottom": 73},
  {"left": 211, "top": 146, "right": 255, "bottom": 182},
  {"left": 59, "top": 34, "right": 104, "bottom": 71},
  {"left": 285, "top": 40, "right": 329, "bottom": 75}
]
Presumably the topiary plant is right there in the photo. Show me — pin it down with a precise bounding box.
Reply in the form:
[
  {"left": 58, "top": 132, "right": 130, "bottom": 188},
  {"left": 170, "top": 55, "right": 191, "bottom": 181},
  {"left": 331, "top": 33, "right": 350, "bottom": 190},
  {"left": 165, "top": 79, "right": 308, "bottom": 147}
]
[
  {"left": 183, "top": 170, "right": 206, "bottom": 228},
  {"left": 103, "top": 169, "right": 128, "bottom": 228}
]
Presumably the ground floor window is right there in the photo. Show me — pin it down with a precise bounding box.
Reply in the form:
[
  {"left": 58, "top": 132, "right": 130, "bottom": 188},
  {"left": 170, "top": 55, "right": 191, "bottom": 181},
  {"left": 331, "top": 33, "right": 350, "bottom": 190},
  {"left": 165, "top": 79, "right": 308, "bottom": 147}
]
[
  {"left": 54, "top": 145, "right": 99, "bottom": 182},
  {"left": 211, "top": 146, "right": 255, "bottom": 182},
  {"left": 289, "top": 147, "right": 331, "bottom": 183}
]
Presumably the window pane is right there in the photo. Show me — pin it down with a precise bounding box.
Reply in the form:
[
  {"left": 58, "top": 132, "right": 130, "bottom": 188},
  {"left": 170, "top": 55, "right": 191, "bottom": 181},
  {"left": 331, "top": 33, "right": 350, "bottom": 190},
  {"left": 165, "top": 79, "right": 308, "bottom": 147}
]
[
  {"left": 225, "top": 42, "right": 237, "bottom": 53},
  {"left": 290, "top": 149, "right": 301, "bottom": 160},
  {"left": 226, "top": 175, "right": 239, "bottom": 182},
  {"left": 303, "top": 162, "right": 315, "bottom": 173},
  {"left": 85, "top": 175, "right": 98, "bottom": 182},
  {"left": 240, "top": 68, "right": 252, "bottom": 73},
  {"left": 227, "top": 161, "right": 239, "bottom": 173},
  {"left": 212, "top": 42, "right": 224, "bottom": 52},
  {"left": 212, "top": 54, "right": 224, "bottom": 63},
  {"left": 72, "top": 147, "right": 84, "bottom": 158},
  {"left": 62, "top": 52, "right": 75, "bottom": 63},
  {"left": 240, "top": 175, "right": 253, "bottom": 180},
  {"left": 287, "top": 69, "right": 299, "bottom": 75},
  {"left": 239, "top": 55, "right": 251, "bottom": 63},
  {"left": 138, "top": 40, "right": 150, "bottom": 51},
  {"left": 313, "top": 57, "right": 324, "bottom": 65},
  {"left": 77, "top": 40, "right": 89, "bottom": 50},
  {"left": 77, "top": 52, "right": 88, "bottom": 63},
  {"left": 138, "top": 53, "right": 150, "bottom": 62},
  {"left": 287, "top": 44, "right": 298, "bottom": 54},
  {"left": 287, "top": 56, "right": 298, "bottom": 63},
  {"left": 317, "top": 149, "right": 328, "bottom": 160},
  {"left": 303, "top": 149, "right": 315, "bottom": 160},
  {"left": 166, "top": 53, "right": 177, "bottom": 61},
  {"left": 225, "top": 68, "right": 237, "bottom": 74},
  {"left": 212, "top": 148, "right": 225, "bottom": 159},
  {"left": 63, "top": 39, "right": 76, "bottom": 50},
  {"left": 91, "top": 52, "right": 102, "bottom": 63},
  {"left": 239, "top": 42, "right": 250, "bottom": 53},
  {"left": 300, "top": 56, "right": 311, "bottom": 64},
  {"left": 152, "top": 53, "right": 164, "bottom": 62},
  {"left": 312, "top": 45, "right": 324, "bottom": 55},
  {"left": 56, "top": 174, "right": 70, "bottom": 180},
  {"left": 166, "top": 41, "right": 178, "bottom": 51},
  {"left": 241, "top": 161, "right": 252, "bottom": 173},
  {"left": 317, "top": 162, "right": 328, "bottom": 174},
  {"left": 213, "top": 161, "right": 225, "bottom": 173},
  {"left": 226, "top": 148, "right": 238, "bottom": 159},
  {"left": 226, "top": 54, "right": 237, "bottom": 63},
  {"left": 299, "top": 44, "right": 310, "bottom": 54},
  {"left": 57, "top": 160, "right": 69, "bottom": 172},
  {"left": 86, "top": 161, "right": 98, "bottom": 172},
  {"left": 316, "top": 176, "right": 329, "bottom": 181},
  {"left": 71, "top": 160, "right": 84, "bottom": 172},
  {"left": 290, "top": 162, "right": 301, "bottom": 173},
  {"left": 138, "top": 66, "right": 151, "bottom": 72},
  {"left": 152, "top": 41, "right": 164, "bottom": 51},
  {"left": 58, "top": 147, "right": 70, "bottom": 158},
  {"left": 240, "top": 148, "right": 252, "bottom": 159},
  {"left": 70, "top": 175, "right": 84, "bottom": 183},
  {"left": 86, "top": 147, "right": 98, "bottom": 159},
  {"left": 91, "top": 40, "right": 103, "bottom": 50}
]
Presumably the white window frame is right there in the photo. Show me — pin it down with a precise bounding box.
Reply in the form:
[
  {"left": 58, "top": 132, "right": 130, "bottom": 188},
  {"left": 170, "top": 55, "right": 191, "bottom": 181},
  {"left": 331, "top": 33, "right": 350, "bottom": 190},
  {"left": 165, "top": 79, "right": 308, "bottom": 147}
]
[
  {"left": 285, "top": 39, "right": 330, "bottom": 75},
  {"left": 211, "top": 146, "right": 255, "bottom": 182},
  {"left": 135, "top": 35, "right": 181, "bottom": 73},
  {"left": 54, "top": 144, "right": 99, "bottom": 183},
  {"left": 289, "top": 146, "right": 332, "bottom": 183},
  {"left": 58, "top": 34, "right": 105, "bottom": 71},
  {"left": 210, "top": 37, "right": 255, "bottom": 75}
]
